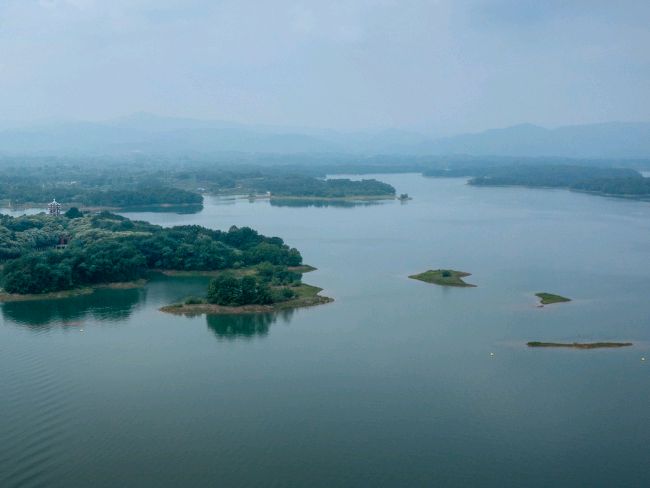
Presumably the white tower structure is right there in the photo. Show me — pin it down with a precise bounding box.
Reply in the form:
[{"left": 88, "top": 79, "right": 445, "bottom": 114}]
[{"left": 48, "top": 198, "right": 61, "bottom": 216}]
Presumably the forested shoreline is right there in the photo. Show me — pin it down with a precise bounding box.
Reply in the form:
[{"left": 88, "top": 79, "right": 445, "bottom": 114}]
[
  {"left": 0, "top": 211, "right": 302, "bottom": 295},
  {"left": 424, "top": 164, "right": 650, "bottom": 198}
]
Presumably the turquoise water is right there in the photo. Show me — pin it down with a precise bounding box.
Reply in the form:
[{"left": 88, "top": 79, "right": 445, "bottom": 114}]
[{"left": 1, "top": 174, "right": 649, "bottom": 487}]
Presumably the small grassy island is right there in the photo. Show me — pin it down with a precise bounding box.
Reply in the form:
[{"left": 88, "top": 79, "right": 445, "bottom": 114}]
[
  {"left": 409, "top": 269, "right": 476, "bottom": 287},
  {"left": 0, "top": 212, "right": 329, "bottom": 315},
  {"left": 535, "top": 292, "right": 571, "bottom": 305},
  {"left": 527, "top": 341, "right": 633, "bottom": 349}
]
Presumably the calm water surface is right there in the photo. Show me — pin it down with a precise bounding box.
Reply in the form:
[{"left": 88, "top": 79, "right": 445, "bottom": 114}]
[{"left": 1, "top": 174, "right": 649, "bottom": 487}]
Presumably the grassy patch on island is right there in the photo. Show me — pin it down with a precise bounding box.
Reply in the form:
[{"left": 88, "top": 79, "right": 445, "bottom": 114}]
[
  {"left": 409, "top": 269, "right": 476, "bottom": 287},
  {"left": 535, "top": 292, "right": 571, "bottom": 305},
  {"left": 527, "top": 341, "right": 632, "bottom": 349}
]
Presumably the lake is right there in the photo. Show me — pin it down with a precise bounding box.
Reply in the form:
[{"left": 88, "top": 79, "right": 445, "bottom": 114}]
[{"left": 1, "top": 174, "right": 649, "bottom": 487}]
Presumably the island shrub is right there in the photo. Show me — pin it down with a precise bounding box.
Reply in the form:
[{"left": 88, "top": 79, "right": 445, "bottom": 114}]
[
  {"left": 278, "top": 287, "right": 296, "bottom": 301},
  {"left": 65, "top": 207, "right": 83, "bottom": 219},
  {"left": 184, "top": 296, "right": 205, "bottom": 305},
  {"left": 256, "top": 263, "right": 302, "bottom": 285}
]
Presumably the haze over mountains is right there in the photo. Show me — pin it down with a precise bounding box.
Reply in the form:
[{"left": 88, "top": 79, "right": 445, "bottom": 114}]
[{"left": 1, "top": 113, "right": 649, "bottom": 159}]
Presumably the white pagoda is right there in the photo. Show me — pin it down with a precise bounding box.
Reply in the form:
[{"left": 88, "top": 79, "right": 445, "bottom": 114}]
[{"left": 48, "top": 198, "right": 61, "bottom": 216}]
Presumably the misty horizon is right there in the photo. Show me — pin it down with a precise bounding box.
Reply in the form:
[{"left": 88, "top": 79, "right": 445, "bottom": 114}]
[
  {"left": 1, "top": 1, "right": 649, "bottom": 135},
  {"left": 3, "top": 110, "right": 650, "bottom": 136}
]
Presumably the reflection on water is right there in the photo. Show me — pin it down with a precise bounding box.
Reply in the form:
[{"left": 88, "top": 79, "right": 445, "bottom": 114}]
[
  {"left": 1, "top": 287, "right": 146, "bottom": 328},
  {"left": 119, "top": 204, "right": 204, "bottom": 214},
  {"left": 269, "top": 198, "right": 387, "bottom": 208},
  {"left": 206, "top": 309, "right": 295, "bottom": 340},
  {"left": 1, "top": 271, "right": 297, "bottom": 341}
]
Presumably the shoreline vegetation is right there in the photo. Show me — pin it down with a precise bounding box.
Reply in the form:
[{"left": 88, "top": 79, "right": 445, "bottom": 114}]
[
  {"left": 0, "top": 279, "right": 147, "bottom": 302},
  {"left": 409, "top": 269, "right": 476, "bottom": 287},
  {"left": 535, "top": 292, "right": 571, "bottom": 306},
  {"left": 0, "top": 205, "right": 326, "bottom": 316},
  {"left": 0, "top": 266, "right": 319, "bottom": 304},
  {"left": 527, "top": 341, "right": 633, "bottom": 349}
]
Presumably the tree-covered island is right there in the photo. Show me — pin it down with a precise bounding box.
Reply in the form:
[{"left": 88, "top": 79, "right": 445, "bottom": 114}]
[
  {"left": 243, "top": 175, "right": 396, "bottom": 200},
  {"left": 0, "top": 211, "right": 330, "bottom": 313},
  {"left": 160, "top": 264, "right": 333, "bottom": 315},
  {"left": 409, "top": 269, "right": 476, "bottom": 287}
]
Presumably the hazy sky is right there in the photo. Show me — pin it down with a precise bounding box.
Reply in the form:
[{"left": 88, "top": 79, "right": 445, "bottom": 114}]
[{"left": 0, "top": 0, "right": 649, "bottom": 134}]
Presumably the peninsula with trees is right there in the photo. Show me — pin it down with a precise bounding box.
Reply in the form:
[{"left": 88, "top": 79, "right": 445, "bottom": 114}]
[
  {"left": 424, "top": 164, "right": 650, "bottom": 199},
  {"left": 0, "top": 211, "right": 330, "bottom": 313}
]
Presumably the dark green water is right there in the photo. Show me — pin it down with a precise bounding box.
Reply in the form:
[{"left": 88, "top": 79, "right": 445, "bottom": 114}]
[{"left": 1, "top": 174, "right": 649, "bottom": 487}]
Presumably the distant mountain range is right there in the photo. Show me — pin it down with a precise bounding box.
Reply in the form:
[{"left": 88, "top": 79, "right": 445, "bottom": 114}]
[{"left": 0, "top": 113, "right": 649, "bottom": 159}]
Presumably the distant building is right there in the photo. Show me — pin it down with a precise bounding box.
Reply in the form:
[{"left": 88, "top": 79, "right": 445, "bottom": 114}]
[{"left": 48, "top": 198, "right": 61, "bottom": 216}]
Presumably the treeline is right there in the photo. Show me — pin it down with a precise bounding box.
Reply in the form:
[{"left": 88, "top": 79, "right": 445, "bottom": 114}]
[
  {"left": 0, "top": 212, "right": 302, "bottom": 294},
  {"left": 571, "top": 177, "right": 650, "bottom": 196},
  {"left": 424, "top": 164, "right": 650, "bottom": 197},
  {"left": 245, "top": 175, "right": 396, "bottom": 198},
  {"left": 0, "top": 183, "right": 201, "bottom": 207},
  {"left": 425, "top": 164, "right": 639, "bottom": 182},
  {"left": 6, "top": 155, "right": 649, "bottom": 206},
  {"left": 468, "top": 166, "right": 650, "bottom": 197}
]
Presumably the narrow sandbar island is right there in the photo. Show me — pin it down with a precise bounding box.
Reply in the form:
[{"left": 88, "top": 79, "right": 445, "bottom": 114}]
[
  {"left": 409, "top": 269, "right": 476, "bottom": 287},
  {"left": 535, "top": 292, "right": 571, "bottom": 306},
  {"left": 527, "top": 341, "right": 632, "bottom": 349}
]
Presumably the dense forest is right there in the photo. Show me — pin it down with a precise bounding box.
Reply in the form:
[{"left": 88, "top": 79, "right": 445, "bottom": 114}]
[
  {"left": 0, "top": 211, "right": 302, "bottom": 294},
  {"left": 0, "top": 181, "right": 202, "bottom": 207}
]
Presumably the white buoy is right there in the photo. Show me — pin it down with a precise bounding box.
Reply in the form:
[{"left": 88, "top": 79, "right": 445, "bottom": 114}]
[
  {"left": 642, "top": 357, "right": 646, "bottom": 361},
  {"left": 80, "top": 329, "right": 84, "bottom": 332},
  {"left": 490, "top": 352, "right": 495, "bottom": 357}
]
